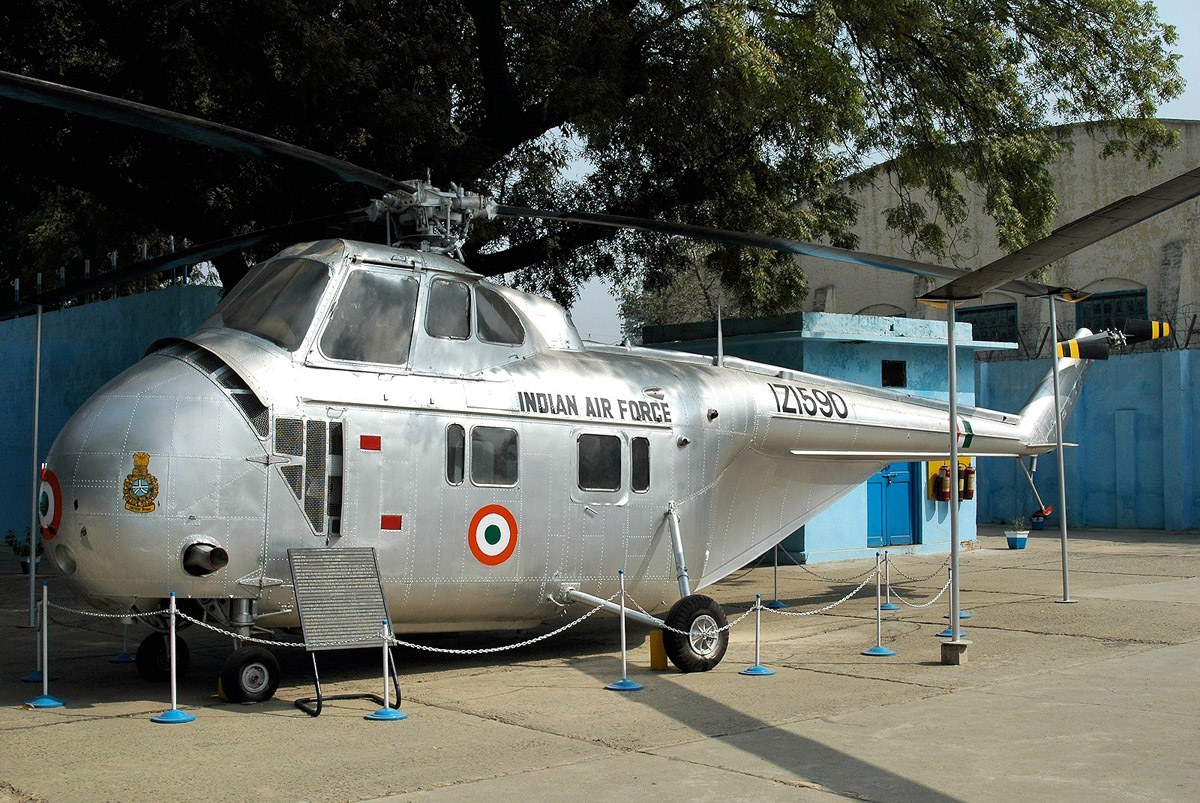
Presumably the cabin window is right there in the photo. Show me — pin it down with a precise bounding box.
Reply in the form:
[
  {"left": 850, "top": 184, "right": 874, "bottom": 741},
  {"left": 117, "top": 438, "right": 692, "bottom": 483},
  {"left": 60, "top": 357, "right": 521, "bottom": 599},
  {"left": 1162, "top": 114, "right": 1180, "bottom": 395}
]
[
  {"left": 319, "top": 270, "right": 419, "bottom": 365},
  {"left": 221, "top": 257, "right": 329, "bottom": 351},
  {"left": 578, "top": 434, "right": 621, "bottom": 492},
  {"left": 471, "top": 426, "right": 518, "bottom": 486},
  {"left": 477, "top": 285, "right": 526, "bottom": 345},
  {"left": 446, "top": 424, "right": 465, "bottom": 485},
  {"left": 426, "top": 278, "right": 472, "bottom": 340},
  {"left": 631, "top": 437, "right": 650, "bottom": 492}
]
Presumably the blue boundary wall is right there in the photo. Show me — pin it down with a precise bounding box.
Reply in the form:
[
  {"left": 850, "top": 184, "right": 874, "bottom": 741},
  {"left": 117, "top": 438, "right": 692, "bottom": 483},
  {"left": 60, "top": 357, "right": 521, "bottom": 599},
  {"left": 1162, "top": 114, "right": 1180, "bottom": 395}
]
[
  {"left": 643, "top": 312, "right": 1003, "bottom": 563},
  {"left": 1, "top": 286, "right": 223, "bottom": 537},
  {"left": 976, "top": 349, "right": 1198, "bottom": 530}
]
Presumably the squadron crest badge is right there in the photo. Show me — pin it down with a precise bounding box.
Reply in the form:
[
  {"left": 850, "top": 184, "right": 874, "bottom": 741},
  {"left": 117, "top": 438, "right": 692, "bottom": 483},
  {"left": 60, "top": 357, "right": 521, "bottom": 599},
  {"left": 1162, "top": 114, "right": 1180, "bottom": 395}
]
[{"left": 122, "top": 452, "right": 159, "bottom": 513}]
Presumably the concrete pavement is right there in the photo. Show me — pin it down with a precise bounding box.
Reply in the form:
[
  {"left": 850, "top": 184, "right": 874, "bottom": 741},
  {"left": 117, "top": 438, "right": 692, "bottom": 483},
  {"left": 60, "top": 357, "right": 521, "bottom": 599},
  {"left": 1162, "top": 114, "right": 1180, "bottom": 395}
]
[{"left": 1, "top": 526, "right": 1197, "bottom": 802}]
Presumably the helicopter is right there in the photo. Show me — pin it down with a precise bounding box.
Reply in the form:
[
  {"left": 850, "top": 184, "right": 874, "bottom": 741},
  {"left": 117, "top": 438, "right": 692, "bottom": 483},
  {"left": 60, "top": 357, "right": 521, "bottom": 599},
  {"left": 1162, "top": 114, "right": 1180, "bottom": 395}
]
[{"left": 2, "top": 71, "right": 1194, "bottom": 703}]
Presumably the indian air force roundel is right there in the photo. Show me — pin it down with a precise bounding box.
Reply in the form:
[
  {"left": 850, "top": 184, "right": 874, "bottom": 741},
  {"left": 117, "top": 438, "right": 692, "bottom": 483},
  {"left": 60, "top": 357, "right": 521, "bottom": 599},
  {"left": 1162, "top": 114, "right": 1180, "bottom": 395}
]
[
  {"left": 468, "top": 504, "right": 518, "bottom": 566},
  {"left": 38, "top": 468, "right": 62, "bottom": 539}
]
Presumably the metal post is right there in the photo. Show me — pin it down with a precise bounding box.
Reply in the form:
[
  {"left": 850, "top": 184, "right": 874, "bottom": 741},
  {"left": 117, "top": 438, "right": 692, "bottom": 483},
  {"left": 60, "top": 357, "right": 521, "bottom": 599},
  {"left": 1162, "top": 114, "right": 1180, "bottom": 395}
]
[
  {"left": 152, "top": 593, "right": 195, "bottom": 723},
  {"left": 1048, "top": 297, "right": 1073, "bottom": 603},
  {"left": 26, "top": 582, "right": 63, "bottom": 708},
  {"left": 741, "top": 595, "right": 775, "bottom": 675},
  {"left": 947, "top": 305, "right": 962, "bottom": 644},
  {"left": 881, "top": 551, "right": 898, "bottom": 611},
  {"left": 605, "top": 570, "right": 643, "bottom": 691},
  {"left": 365, "top": 620, "right": 406, "bottom": 720},
  {"left": 863, "top": 553, "right": 896, "bottom": 656},
  {"left": 766, "top": 545, "right": 788, "bottom": 609},
  {"left": 28, "top": 305, "right": 43, "bottom": 628}
]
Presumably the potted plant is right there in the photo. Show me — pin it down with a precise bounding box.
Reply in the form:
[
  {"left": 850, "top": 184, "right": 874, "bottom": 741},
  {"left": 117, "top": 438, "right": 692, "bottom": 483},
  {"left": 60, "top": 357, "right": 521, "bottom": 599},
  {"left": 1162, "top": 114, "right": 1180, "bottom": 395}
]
[
  {"left": 1004, "top": 517, "right": 1030, "bottom": 549},
  {"left": 5, "top": 528, "right": 43, "bottom": 573}
]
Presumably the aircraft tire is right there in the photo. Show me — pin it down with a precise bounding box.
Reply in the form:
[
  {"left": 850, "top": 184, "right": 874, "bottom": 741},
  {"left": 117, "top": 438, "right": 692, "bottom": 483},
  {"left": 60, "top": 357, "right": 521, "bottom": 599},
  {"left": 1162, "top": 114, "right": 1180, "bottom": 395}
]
[
  {"left": 135, "top": 632, "right": 190, "bottom": 682},
  {"left": 662, "top": 594, "right": 728, "bottom": 672},
  {"left": 219, "top": 646, "right": 280, "bottom": 703}
]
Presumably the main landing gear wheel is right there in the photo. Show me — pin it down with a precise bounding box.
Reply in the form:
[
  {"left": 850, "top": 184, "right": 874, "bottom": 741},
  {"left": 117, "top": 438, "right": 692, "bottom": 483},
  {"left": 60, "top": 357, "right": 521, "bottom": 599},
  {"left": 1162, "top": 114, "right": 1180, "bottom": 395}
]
[
  {"left": 662, "top": 594, "right": 729, "bottom": 672},
  {"left": 135, "top": 633, "right": 190, "bottom": 681},
  {"left": 219, "top": 646, "right": 281, "bottom": 703}
]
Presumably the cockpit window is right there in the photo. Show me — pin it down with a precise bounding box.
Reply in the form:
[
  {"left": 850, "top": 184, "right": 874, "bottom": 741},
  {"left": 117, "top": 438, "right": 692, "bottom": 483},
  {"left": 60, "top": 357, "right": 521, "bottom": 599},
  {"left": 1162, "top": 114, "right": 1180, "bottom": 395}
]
[
  {"left": 477, "top": 285, "right": 526, "bottom": 346},
  {"left": 220, "top": 258, "right": 329, "bottom": 351},
  {"left": 426, "top": 278, "right": 471, "bottom": 340},
  {"left": 319, "top": 269, "right": 419, "bottom": 366}
]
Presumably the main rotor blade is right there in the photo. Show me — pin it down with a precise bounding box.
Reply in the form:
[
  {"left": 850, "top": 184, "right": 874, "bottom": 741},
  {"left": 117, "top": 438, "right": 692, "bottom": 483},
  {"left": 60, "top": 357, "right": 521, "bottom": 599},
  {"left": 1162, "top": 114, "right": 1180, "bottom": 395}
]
[
  {"left": 0, "top": 209, "right": 367, "bottom": 321},
  {"left": 0, "top": 70, "right": 405, "bottom": 192},
  {"left": 496, "top": 205, "right": 1063, "bottom": 296},
  {"left": 922, "top": 165, "right": 1200, "bottom": 301}
]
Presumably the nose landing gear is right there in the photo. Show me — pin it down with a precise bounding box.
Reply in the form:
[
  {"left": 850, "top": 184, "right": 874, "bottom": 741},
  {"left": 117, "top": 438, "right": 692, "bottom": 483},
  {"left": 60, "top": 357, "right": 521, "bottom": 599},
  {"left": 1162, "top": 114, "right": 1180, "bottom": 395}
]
[{"left": 219, "top": 646, "right": 281, "bottom": 703}]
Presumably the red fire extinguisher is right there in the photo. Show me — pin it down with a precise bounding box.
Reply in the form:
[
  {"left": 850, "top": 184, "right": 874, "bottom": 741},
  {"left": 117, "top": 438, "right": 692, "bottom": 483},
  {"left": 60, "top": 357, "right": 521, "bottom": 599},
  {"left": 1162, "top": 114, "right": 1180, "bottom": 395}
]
[
  {"left": 961, "top": 464, "right": 976, "bottom": 500},
  {"left": 935, "top": 464, "right": 951, "bottom": 502}
]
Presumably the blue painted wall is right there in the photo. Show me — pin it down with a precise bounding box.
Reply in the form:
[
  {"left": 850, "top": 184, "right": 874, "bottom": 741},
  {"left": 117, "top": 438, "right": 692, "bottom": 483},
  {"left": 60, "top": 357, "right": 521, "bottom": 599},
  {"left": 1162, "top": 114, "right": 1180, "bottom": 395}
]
[
  {"left": 644, "top": 312, "right": 990, "bottom": 563},
  {"left": 976, "top": 349, "right": 1198, "bottom": 530},
  {"left": 1, "top": 286, "right": 222, "bottom": 537}
]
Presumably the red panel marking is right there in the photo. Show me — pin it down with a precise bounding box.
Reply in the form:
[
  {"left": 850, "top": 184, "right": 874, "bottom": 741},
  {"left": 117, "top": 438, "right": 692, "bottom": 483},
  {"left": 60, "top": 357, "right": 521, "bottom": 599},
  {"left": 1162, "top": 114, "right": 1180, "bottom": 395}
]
[
  {"left": 360, "top": 435, "right": 382, "bottom": 451},
  {"left": 380, "top": 515, "right": 403, "bottom": 531}
]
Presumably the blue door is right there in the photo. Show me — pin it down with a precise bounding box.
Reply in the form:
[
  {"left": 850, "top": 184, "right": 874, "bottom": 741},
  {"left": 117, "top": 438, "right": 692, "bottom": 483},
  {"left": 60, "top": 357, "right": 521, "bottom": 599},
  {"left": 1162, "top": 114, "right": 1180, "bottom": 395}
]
[{"left": 867, "top": 462, "right": 916, "bottom": 547}]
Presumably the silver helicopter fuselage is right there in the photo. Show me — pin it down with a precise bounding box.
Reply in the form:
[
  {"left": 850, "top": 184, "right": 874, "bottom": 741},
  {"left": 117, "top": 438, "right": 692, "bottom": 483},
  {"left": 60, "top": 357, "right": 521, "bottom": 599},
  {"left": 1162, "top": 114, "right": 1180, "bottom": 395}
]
[{"left": 41, "top": 239, "right": 1087, "bottom": 633}]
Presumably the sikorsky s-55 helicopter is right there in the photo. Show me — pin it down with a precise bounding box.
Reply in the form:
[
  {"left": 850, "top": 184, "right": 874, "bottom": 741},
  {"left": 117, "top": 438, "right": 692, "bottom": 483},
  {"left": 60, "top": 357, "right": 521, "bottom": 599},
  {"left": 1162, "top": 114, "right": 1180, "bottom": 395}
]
[{"left": 2, "top": 72, "right": 1194, "bottom": 703}]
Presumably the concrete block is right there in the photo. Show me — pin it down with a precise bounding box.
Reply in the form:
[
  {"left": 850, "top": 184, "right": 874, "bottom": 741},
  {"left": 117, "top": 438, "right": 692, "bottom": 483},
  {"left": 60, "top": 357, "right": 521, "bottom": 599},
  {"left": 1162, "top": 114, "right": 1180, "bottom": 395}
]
[{"left": 940, "top": 639, "right": 972, "bottom": 665}]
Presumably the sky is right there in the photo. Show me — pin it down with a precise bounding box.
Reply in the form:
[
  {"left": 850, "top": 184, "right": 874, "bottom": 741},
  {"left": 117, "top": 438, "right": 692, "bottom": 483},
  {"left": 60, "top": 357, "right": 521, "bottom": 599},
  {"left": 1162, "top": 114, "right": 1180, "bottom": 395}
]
[{"left": 568, "top": 0, "right": 1200, "bottom": 344}]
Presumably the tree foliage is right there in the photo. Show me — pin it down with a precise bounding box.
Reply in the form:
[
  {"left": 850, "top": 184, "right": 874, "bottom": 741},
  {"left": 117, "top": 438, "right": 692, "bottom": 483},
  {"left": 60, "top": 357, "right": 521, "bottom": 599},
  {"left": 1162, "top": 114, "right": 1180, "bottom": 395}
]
[{"left": 0, "top": 1, "right": 1183, "bottom": 316}]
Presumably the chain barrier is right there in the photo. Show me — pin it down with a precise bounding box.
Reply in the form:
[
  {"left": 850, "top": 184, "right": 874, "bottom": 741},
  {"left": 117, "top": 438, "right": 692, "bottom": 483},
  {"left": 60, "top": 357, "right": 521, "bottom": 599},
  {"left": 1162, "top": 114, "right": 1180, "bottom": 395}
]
[
  {"left": 48, "top": 600, "right": 169, "bottom": 619},
  {"left": 388, "top": 591, "right": 620, "bottom": 655},
  {"left": 886, "top": 553, "right": 952, "bottom": 584},
  {"left": 626, "top": 593, "right": 758, "bottom": 637},
  {"left": 762, "top": 569, "right": 878, "bottom": 617},
  {"left": 889, "top": 576, "right": 953, "bottom": 609}
]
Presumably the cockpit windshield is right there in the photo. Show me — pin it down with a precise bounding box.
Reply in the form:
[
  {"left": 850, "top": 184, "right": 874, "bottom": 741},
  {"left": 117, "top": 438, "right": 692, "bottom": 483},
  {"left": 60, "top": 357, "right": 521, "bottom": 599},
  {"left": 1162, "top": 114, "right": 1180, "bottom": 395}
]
[
  {"left": 318, "top": 269, "right": 420, "bottom": 366},
  {"left": 217, "top": 257, "right": 329, "bottom": 351}
]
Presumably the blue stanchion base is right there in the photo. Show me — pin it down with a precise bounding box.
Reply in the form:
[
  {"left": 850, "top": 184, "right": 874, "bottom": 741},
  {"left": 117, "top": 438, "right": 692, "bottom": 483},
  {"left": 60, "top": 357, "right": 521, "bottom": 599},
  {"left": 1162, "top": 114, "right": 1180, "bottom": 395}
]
[
  {"left": 739, "top": 664, "right": 776, "bottom": 676},
  {"left": 605, "top": 678, "right": 644, "bottom": 692},
  {"left": 109, "top": 652, "right": 136, "bottom": 664},
  {"left": 943, "top": 610, "right": 972, "bottom": 619},
  {"left": 25, "top": 694, "right": 64, "bottom": 709},
  {"left": 20, "top": 670, "right": 57, "bottom": 683},
  {"left": 861, "top": 645, "right": 897, "bottom": 657},
  {"left": 879, "top": 602, "right": 900, "bottom": 611},
  {"left": 151, "top": 708, "right": 196, "bottom": 724},
  {"left": 764, "top": 599, "right": 789, "bottom": 609},
  {"left": 365, "top": 707, "right": 408, "bottom": 721},
  {"left": 935, "top": 627, "right": 967, "bottom": 638}
]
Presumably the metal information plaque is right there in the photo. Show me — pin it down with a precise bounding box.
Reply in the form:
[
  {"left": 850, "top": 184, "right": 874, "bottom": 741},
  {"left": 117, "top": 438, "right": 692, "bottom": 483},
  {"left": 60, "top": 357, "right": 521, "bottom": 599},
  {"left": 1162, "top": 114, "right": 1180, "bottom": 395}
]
[{"left": 288, "top": 547, "right": 389, "bottom": 652}]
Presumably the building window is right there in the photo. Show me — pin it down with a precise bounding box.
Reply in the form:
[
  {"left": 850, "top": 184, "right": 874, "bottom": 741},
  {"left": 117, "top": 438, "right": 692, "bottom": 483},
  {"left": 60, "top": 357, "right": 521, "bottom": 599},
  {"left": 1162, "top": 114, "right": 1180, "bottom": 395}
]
[
  {"left": 471, "top": 426, "right": 518, "bottom": 486},
  {"left": 1075, "top": 290, "right": 1148, "bottom": 333},
  {"left": 578, "top": 433, "right": 621, "bottom": 492},
  {"left": 958, "top": 303, "right": 1018, "bottom": 342},
  {"left": 881, "top": 360, "right": 907, "bottom": 388}
]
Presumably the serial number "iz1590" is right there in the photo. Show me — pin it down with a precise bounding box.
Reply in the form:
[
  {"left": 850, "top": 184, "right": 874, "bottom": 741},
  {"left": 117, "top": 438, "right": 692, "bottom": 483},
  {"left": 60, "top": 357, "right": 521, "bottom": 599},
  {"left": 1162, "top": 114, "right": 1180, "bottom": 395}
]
[{"left": 768, "top": 383, "right": 849, "bottom": 419}]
